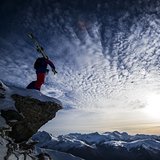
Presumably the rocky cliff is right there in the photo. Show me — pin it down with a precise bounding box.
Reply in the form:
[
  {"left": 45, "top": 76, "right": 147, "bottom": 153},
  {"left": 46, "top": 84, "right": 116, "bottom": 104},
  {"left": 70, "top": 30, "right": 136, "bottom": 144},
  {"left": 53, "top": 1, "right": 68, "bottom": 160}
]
[{"left": 0, "top": 81, "right": 62, "bottom": 159}]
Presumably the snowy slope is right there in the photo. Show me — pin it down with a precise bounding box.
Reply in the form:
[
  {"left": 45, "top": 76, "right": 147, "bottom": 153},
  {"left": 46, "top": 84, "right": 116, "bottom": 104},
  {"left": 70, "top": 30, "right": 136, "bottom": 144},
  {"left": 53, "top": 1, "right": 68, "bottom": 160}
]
[
  {"left": 104, "top": 139, "right": 160, "bottom": 151},
  {"left": 35, "top": 147, "right": 84, "bottom": 160}
]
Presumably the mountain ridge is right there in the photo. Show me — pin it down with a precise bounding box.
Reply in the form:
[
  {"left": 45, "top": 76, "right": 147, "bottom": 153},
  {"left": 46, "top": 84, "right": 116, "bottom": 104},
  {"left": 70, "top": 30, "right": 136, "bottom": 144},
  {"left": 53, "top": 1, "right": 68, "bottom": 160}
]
[{"left": 32, "top": 130, "right": 160, "bottom": 160}]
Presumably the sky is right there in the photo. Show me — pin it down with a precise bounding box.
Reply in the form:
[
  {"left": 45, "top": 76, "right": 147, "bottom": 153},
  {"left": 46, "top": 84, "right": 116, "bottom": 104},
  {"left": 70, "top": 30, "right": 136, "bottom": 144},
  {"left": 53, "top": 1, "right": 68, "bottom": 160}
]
[{"left": 0, "top": 0, "right": 160, "bottom": 136}]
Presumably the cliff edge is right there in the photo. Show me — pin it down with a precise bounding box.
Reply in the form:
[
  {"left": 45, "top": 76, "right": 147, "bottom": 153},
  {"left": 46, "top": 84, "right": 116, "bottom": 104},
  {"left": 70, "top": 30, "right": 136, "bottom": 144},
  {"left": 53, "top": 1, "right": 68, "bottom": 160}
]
[{"left": 0, "top": 81, "right": 62, "bottom": 159}]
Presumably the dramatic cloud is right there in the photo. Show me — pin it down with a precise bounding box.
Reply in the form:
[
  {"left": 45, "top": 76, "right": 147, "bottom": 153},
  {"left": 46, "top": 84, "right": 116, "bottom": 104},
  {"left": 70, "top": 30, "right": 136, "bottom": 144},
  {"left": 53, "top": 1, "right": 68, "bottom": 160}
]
[{"left": 1, "top": 0, "right": 160, "bottom": 135}]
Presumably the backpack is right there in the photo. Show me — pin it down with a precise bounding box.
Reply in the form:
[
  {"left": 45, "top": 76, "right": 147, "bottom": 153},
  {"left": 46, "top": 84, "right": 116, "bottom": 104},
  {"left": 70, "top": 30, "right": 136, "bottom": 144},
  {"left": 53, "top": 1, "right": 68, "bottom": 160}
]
[{"left": 34, "top": 58, "right": 46, "bottom": 70}]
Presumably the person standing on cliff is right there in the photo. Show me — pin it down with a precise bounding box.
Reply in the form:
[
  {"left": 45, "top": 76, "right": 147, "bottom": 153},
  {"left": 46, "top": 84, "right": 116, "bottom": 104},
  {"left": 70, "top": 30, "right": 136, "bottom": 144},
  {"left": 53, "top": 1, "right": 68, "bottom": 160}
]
[{"left": 27, "top": 54, "right": 57, "bottom": 91}]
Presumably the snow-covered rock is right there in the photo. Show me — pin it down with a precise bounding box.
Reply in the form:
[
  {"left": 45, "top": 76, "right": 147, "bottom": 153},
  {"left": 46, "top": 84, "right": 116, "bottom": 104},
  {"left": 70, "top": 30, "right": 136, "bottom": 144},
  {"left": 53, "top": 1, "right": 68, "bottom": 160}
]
[{"left": 0, "top": 81, "right": 62, "bottom": 159}]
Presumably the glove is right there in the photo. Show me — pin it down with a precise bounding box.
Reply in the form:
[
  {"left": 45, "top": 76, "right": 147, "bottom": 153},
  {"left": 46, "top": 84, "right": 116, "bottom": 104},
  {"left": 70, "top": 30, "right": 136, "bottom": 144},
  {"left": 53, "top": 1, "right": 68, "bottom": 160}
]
[
  {"left": 52, "top": 69, "right": 57, "bottom": 74},
  {"left": 46, "top": 69, "right": 49, "bottom": 74}
]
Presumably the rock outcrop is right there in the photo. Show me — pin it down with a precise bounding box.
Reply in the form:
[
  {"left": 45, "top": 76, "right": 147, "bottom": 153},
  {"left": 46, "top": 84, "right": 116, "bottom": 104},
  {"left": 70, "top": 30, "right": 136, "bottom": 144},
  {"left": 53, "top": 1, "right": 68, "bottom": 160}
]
[
  {"left": 0, "top": 81, "right": 62, "bottom": 159},
  {"left": 1, "top": 94, "right": 61, "bottom": 143}
]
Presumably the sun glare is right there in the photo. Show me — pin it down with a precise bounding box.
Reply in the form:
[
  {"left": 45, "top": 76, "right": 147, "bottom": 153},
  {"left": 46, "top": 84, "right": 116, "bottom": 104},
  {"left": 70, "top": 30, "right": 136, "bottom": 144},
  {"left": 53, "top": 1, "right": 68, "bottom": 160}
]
[{"left": 145, "top": 94, "right": 160, "bottom": 119}]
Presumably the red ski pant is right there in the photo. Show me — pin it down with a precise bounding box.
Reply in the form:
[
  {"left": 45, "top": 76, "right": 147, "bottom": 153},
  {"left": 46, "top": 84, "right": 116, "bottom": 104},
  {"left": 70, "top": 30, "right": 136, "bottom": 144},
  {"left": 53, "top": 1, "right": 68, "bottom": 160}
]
[{"left": 35, "top": 73, "right": 46, "bottom": 90}]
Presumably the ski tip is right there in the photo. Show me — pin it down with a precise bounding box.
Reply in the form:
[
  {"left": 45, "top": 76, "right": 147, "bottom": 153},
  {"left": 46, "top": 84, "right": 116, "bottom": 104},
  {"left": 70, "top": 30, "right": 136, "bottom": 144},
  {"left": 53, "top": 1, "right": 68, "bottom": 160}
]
[{"left": 27, "top": 32, "right": 34, "bottom": 38}]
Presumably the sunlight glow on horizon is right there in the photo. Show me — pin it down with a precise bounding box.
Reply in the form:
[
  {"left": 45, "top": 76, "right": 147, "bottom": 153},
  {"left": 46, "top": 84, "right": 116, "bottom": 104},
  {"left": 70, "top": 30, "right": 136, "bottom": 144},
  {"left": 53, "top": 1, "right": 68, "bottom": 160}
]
[{"left": 145, "top": 93, "right": 160, "bottom": 120}]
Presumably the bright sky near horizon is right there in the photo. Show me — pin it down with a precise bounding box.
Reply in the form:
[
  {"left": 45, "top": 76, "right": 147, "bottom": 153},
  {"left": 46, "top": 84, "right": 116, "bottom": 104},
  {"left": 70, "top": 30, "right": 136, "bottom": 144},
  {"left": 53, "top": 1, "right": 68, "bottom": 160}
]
[{"left": 0, "top": 0, "right": 160, "bottom": 135}]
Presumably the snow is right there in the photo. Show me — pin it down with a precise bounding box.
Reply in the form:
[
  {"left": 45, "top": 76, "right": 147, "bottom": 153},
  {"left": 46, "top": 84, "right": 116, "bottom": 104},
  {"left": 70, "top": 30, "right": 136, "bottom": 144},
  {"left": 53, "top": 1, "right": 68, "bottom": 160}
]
[
  {"left": 32, "top": 131, "right": 92, "bottom": 151},
  {"left": 104, "top": 140, "right": 125, "bottom": 148},
  {"left": 67, "top": 132, "right": 108, "bottom": 144},
  {"left": 125, "top": 139, "right": 160, "bottom": 151},
  {"left": 47, "top": 149, "right": 84, "bottom": 160},
  {"left": 0, "top": 80, "right": 62, "bottom": 112},
  {"left": 35, "top": 147, "right": 84, "bottom": 160},
  {"left": 104, "top": 139, "right": 160, "bottom": 151},
  {"left": 0, "top": 82, "right": 15, "bottom": 111},
  {"left": 10, "top": 85, "right": 62, "bottom": 106},
  {"left": 0, "top": 116, "right": 9, "bottom": 128},
  {"left": 0, "top": 137, "right": 8, "bottom": 160},
  {"left": 103, "top": 131, "right": 131, "bottom": 141},
  {"left": 32, "top": 131, "right": 59, "bottom": 148}
]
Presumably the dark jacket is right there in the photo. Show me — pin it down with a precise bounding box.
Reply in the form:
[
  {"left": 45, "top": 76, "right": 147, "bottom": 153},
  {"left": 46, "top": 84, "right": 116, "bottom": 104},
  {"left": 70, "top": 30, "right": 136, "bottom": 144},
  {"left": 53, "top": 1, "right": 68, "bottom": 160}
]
[{"left": 34, "top": 57, "right": 55, "bottom": 74}]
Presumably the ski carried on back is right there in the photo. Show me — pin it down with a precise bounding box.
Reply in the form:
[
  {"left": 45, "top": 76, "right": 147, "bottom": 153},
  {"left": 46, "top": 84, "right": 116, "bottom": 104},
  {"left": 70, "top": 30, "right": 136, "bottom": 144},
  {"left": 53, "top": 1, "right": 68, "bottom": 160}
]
[
  {"left": 27, "top": 33, "right": 48, "bottom": 59},
  {"left": 27, "top": 32, "right": 58, "bottom": 75}
]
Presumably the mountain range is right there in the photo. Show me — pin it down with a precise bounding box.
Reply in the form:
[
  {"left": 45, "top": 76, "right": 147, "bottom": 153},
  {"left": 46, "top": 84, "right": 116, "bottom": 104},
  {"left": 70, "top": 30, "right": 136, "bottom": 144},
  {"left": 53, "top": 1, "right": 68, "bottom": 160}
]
[{"left": 32, "top": 130, "right": 160, "bottom": 160}]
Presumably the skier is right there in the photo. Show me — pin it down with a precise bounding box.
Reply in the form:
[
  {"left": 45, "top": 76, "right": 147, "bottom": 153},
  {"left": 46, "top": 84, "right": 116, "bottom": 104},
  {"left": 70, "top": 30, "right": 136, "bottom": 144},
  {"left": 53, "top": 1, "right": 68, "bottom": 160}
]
[
  {"left": 27, "top": 54, "right": 57, "bottom": 91},
  {"left": 26, "top": 33, "right": 57, "bottom": 90}
]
